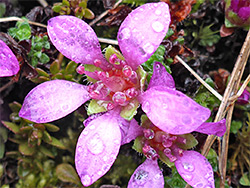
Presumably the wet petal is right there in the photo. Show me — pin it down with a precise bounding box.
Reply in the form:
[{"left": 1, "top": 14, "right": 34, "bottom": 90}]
[
  {"left": 75, "top": 110, "right": 121, "bottom": 187},
  {"left": 47, "top": 16, "right": 110, "bottom": 70},
  {"left": 195, "top": 119, "right": 226, "bottom": 137},
  {"left": 119, "top": 118, "right": 143, "bottom": 145},
  {"left": 238, "top": 7, "right": 250, "bottom": 20},
  {"left": 19, "top": 80, "right": 90, "bottom": 123},
  {"left": 138, "top": 87, "right": 210, "bottom": 135},
  {"left": 148, "top": 62, "right": 175, "bottom": 89},
  {"left": 117, "top": 2, "right": 170, "bottom": 70},
  {"left": 0, "top": 40, "right": 19, "bottom": 77},
  {"left": 175, "top": 151, "right": 215, "bottom": 188},
  {"left": 128, "top": 159, "right": 164, "bottom": 188}
]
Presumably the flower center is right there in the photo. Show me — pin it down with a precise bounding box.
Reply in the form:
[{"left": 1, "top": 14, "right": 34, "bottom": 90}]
[
  {"left": 82, "top": 53, "right": 140, "bottom": 110},
  {"left": 141, "top": 126, "right": 186, "bottom": 162}
]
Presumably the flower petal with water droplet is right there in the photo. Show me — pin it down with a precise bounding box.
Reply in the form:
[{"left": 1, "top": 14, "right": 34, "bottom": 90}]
[
  {"left": 128, "top": 159, "right": 164, "bottom": 188},
  {"left": 148, "top": 62, "right": 175, "bottom": 89},
  {"left": 19, "top": 80, "right": 90, "bottom": 123},
  {"left": 138, "top": 87, "right": 210, "bottom": 135},
  {"left": 0, "top": 40, "right": 19, "bottom": 77},
  {"left": 194, "top": 119, "right": 226, "bottom": 137},
  {"left": 47, "top": 16, "right": 110, "bottom": 70},
  {"left": 175, "top": 151, "right": 215, "bottom": 188},
  {"left": 75, "top": 110, "right": 121, "bottom": 186},
  {"left": 117, "top": 2, "right": 171, "bottom": 70}
]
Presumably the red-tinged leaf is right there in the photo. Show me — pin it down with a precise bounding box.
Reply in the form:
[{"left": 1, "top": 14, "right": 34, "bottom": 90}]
[
  {"left": 56, "top": 163, "right": 81, "bottom": 185},
  {"left": 1, "top": 121, "right": 19, "bottom": 133},
  {"left": 19, "top": 142, "right": 36, "bottom": 156}
]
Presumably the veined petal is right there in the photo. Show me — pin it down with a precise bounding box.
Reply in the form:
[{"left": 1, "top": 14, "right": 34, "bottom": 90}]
[
  {"left": 194, "top": 119, "right": 226, "bottom": 137},
  {"left": 138, "top": 87, "right": 210, "bottom": 135},
  {"left": 19, "top": 80, "right": 90, "bottom": 123},
  {"left": 148, "top": 62, "right": 175, "bottom": 89},
  {"left": 0, "top": 40, "right": 19, "bottom": 77},
  {"left": 128, "top": 159, "right": 164, "bottom": 188},
  {"left": 117, "top": 2, "right": 170, "bottom": 70},
  {"left": 120, "top": 118, "right": 143, "bottom": 145},
  {"left": 47, "top": 16, "right": 110, "bottom": 70},
  {"left": 75, "top": 111, "right": 121, "bottom": 187},
  {"left": 175, "top": 151, "right": 215, "bottom": 188}
]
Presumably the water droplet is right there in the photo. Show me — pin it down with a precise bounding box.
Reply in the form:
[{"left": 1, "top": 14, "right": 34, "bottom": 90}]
[
  {"left": 81, "top": 174, "right": 92, "bottom": 186},
  {"left": 83, "top": 130, "right": 88, "bottom": 135},
  {"left": 182, "top": 174, "right": 193, "bottom": 181},
  {"left": 97, "top": 171, "right": 102, "bottom": 176},
  {"left": 89, "top": 124, "right": 95, "bottom": 130},
  {"left": 114, "top": 139, "right": 120, "bottom": 145},
  {"left": 103, "top": 156, "right": 108, "bottom": 162},
  {"left": 133, "top": 169, "right": 149, "bottom": 185},
  {"left": 87, "top": 133, "right": 105, "bottom": 155},
  {"left": 195, "top": 183, "right": 203, "bottom": 188},
  {"left": 152, "top": 21, "right": 164, "bottom": 32},
  {"left": 154, "top": 173, "right": 163, "bottom": 179},
  {"left": 155, "top": 9, "right": 162, "bottom": 15},
  {"left": 183, "top": 162, "right": 195, "bottom": 172},
  {"left": 119, "top": 28, "right": 131, "bottom": 40},
  {"left": 143, "top": 101, "right": 151, "bottom": 113},
  {"left": 143, "top": 43, "right": 154, "bottom": 54},
  {"left": 181, "top": 115, "right": 192, "bottom": 125},
  {"left": 61, "top": 104, "right": 69, "bottom": 111}
]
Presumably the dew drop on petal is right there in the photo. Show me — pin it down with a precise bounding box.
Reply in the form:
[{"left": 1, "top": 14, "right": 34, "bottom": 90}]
[
  {"left": 155, "top": 9, "right": 162, "bottom": 15},
  {"left": 87, "top": 133, "right": 105, "bottom": 155},
  {"left": 133, "top": 169, "right": 149, "bottom": 186},
  {"left": 143, "top": 43, "right": 154, "bottom": 54},
  {"left": 195, "top": 183, "right": 203, "bottom": 188},
  {"left": 143, "top": 101, "right": 151, "bottom": 114},
  {"left": 152, "top": 21, "right": 164, "bottom": 33},
  {"left": 119, "top": 28, "right": 131, "bottom": 40},
  {"left": 183, "top": 162, "right": 195, "bottom": 172},
  {"left": 81, "top": 174, "right": 92, "bottom": 186},
  {"left": 182, "top": 174, "right": 193, "bottom": 181}
]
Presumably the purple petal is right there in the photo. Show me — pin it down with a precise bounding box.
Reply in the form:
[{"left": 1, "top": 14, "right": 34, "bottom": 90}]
[
  {"left": 230, "top": 0, "right": 239, "bottom": 12},
  {"left": 238, "top": 7, "right": 250, "bottom": 20},
  {"left": 0, "top": 40, "right": 19, "bottom": 77},
  {"left": 175, "top": 151, "right": 215, "bottom": 188},
  {"left": 128, "top": 159, "right": 164, "bottom": 188},
  {"left": 47, "top": 16, "right": 111, "bottom": 71},
  {"left": 19, "top": 80, "right": 90, "bottom": 123},
  {"left": 148, "top": 62, "right": 175, "bottom": 89},
  {"left": 195, "top": 119, "right": 226, "bottom": 137},
  {"left": 117, "top": 2, "right": 170, "bottom": 70},
  {"left": 75, "top": 111, "right": 121, "bottom": 187},
  {"left": 120, "top": 118, "right": 143, "bottom": 145},
  {"left": 138, "top": 87, "right": 210, "bottom": 135}
]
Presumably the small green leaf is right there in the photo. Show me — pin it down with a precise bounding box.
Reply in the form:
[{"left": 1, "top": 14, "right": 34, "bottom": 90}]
[
  {"left": 40, "top": 53, "right": 50, "bottom": 64},
  {"left": 51, "top": 73, "right": 64, "bottom": 80},
  {"left": 45, "top": 136, "right": 66, "bottom": 150},
  {"left": 176, "top": 134, "right": 198, "bottom": 150},
  {"left": 36, "top": 68, "right": 50, "bottom": 77},
  {"left": 0, "top": 3, "right": 6, "bottom": 18},
  {"left": 56, "top": 163, "right": 81, "bottom": 185},
  {"left": 50, "top": 60, "right": 60, "bottom": 75},
  {"left": 9, "top": 101, "right": 22, "bottom": 113},
  {"left": 1, "top": 121, "right": 19, "bottom": 133},
  {"left": 165, "top": 167, "right": 187, "bottom": 188},
  {"left": 84, "top": 8, "right": 95, "bottom": 19},
  {"left": 87, "top": 99, "right": 106, "bottom": 115},
  {"left": 43, "top": 130, "right": 52, "bottom": 142},
  {"left": 158, "top": 150, "right": 174, "bottom": 167},
  {"left": 64, "top": 61, "right": 77, "bottom": 75},
  {"left": 40, "top": 145, "right": 55, "bottom": 158},
  {"left": 132, "top": 136, "right": 143, "bottom": 153},
  {"left": 52, "top": 4, "right": 62, "bottom": 13},
  {"left": 230, "top": 120, "right": 242, "bottom": 134},
  {"left": 62, "top": 0, "right": 70, "bottom": 6},
  {"left": 240, "top": 173, "right": 250, "bottom": 186},
  {"left": 120, "top": 99, "right": 139, "bottom": 120},
  {"left": 79, "top": 1, "right": 87, "bottom": 8},
  {"left": 105, "top": 45, "right": 125, "bottom": 62},
  {"left": 0, "top": 141, "right": 5, "bottom": 159},
  {"left": 165, "top": 28, "right": 175, "bottom": 39},
  {"left": 19, "top": 142, "right": 35, "bottom": 156},
  {"left": 44, "top": 123, "right": 60, "bottom": 132}
]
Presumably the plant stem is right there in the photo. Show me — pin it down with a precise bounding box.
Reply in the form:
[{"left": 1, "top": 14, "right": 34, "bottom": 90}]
[
  {"left": 37, "top": 0, "right": 48, "bottom": 7},
  {"left": 0, "top": 17, "right": 47, "bottom": 28}
]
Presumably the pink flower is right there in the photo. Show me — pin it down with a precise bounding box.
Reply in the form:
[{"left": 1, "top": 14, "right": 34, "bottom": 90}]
[
  {"left": 0, "top": 40, "right": 20, "bottom": 77},
  {"left": 225, "top": 0, "right": 250, "bottom": 29}
]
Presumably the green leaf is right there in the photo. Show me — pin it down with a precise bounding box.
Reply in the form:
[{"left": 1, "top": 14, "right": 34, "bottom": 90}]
[
  {"left": 64, "top": 61, "right": 77, "bottom": 75},
  {"left": 51, "top": 73, "right": 63, "bottom": 80},
  {"left": 165, "top": 28, "right": 175, "bottom": 39},
  {"left": 104, "top": 45, "right": 125, "bottom": 62},
  {"left": 1, "top": 121, "right": 19, "bottom": 133},
  {"left": 120, "top": 99, "right": 139, "bottom": 120},
  {"left": 0, "top": 3, "right": 6, "bottom": 18},
  {"left": 132, "top": 136, "right": 143, "bottom": 153},
  {"left": 50, "top": 60, "right": 60, "bottom": 75},
  {"left": 62, "top": 0, "right": 70, "bottom": 6},
  {"left": 19, "top": 142, "right": 35, "bottom": 156},
  {"left": 56, "top": 163, "right": 81, "bottom": 185},
  {"left": 84, "top": 64, "right": 102, "bottom": 83},
  {"left": 9, "top": 101, "right": 22, "bottom": 113},
  {"left": 0, "top": 141, "right": 5, "bottom": 159},
  {"left": 206, "top": 148, "right": 218, "bottom": 172},
  {"left": 36, "top": 68, "right": 50, "bottom": 77},
  {"left": 52, "top": 4, "right": 62, "bottom": 13},
  {"left": 44, "top": 123, "right": 60, "bottom": 132},
  {"left": 165, "top": 167, "right": 187, "bottom": 188},
  {"left": 40, "top": 53, "right": 50, "bottom": 64},
  {"left": 240, "top": 173, "right": 250, "bottom": 186},
  {"left": 176, "top": 134, "right": 198, "bottom": 150},
  {"left": 40, "top": 145, "right": 55, "bottom": 158},
  {"left": 230, "top": 120, "right": 242, "bottom": 134},
  {"left": 44, "top": 136, "right": 66, "bottom": 150},
  {"left": 158, "top": 150, "right": 174, "bottom": 167},
  {"left": 84, "top": 8, "right": 95, "bottom": 19},
  {"left": 87, "top": 99, "right": 106, "bottom": 115}
]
